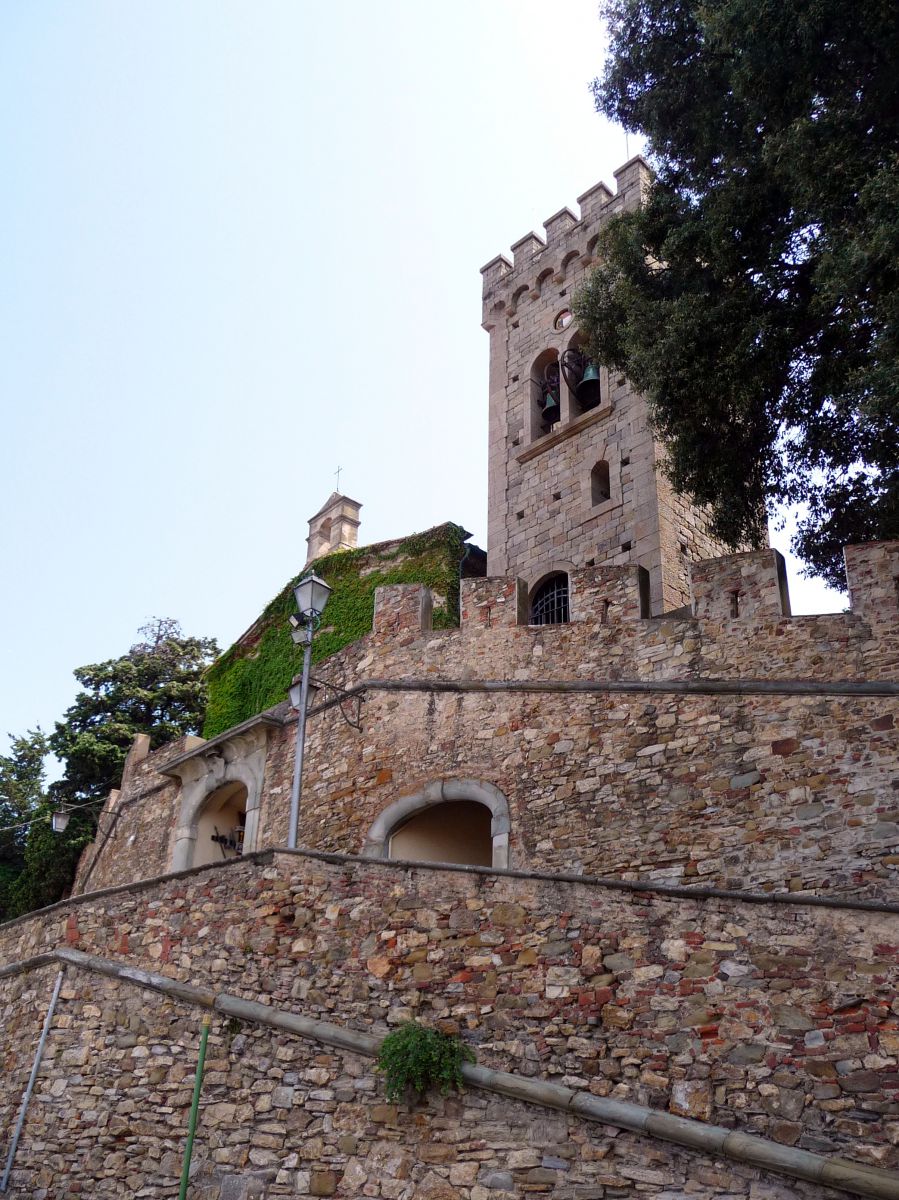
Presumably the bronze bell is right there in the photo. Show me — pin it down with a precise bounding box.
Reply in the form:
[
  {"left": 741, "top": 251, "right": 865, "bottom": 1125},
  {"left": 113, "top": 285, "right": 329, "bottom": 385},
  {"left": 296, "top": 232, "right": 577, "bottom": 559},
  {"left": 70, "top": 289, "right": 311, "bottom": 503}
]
[
  {"left": 541, "top": 387, "right": 561, "bottom": 426},
  {"left": 541, "top": 363, "right": 561, "bottom": 426},
  {"left": 576, "top": 362, "right": 601, "bottom": 410}
]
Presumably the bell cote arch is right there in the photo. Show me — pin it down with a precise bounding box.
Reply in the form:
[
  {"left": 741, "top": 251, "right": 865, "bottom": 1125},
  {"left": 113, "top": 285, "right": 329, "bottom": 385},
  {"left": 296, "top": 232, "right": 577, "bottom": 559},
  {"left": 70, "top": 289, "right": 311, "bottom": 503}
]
[{"left": 362, "top": 778, "right": 511, "bottom": 870}]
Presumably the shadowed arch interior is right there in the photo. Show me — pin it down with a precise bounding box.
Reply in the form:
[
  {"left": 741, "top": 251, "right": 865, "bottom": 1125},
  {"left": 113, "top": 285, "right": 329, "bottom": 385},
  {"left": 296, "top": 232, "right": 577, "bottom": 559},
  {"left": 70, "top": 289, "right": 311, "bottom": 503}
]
[
  {"left": 388, "top": 799, "right": 493, "bottom": 866},
  {"left": 192, "top": 780, "right": 247, "bottom": 868},
  {"left": 362, "top": 779, "right": 511, "bottom": 869}
]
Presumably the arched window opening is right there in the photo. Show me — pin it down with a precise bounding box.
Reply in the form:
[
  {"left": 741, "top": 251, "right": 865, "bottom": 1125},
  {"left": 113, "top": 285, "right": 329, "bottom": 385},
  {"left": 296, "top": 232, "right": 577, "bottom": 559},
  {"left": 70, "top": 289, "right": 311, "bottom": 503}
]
[
  {"left": 562, "top": 334, "right": 603, "bottom": 416},
  {"left": 530, "top": 349, "right": 561, "bottom": 439},
  {"left": 591, "top": 460, "right": 611, "bottom": 506},
  {"left": 530, "top": 573, "right": 570, "bottom": 625},
  {"left": 388, "top": 800, "right": 493, "bottom": 867},
  {"left": 193, "top": 781, "right": 248, "bottom": 868}
]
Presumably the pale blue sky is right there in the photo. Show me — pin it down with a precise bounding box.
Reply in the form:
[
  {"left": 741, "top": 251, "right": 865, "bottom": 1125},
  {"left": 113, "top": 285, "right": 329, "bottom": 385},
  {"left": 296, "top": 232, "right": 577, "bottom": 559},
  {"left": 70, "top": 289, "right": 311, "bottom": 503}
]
[{"left": 0, "top": 1, "right": 843, "bottom": 762}]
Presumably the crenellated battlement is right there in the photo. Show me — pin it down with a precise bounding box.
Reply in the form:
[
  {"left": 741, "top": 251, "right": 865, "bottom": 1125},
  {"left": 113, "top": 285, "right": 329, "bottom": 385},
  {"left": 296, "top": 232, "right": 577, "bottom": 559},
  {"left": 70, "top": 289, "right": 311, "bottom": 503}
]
[
  {"left": 367, "top": 543, "right": 898, "bottom": 650},
  {"left": 68, "top": 538, "right": 899, "bottom": 908},
  {"left": 480, "top": 155, "right": 651, "bottom": 324}
]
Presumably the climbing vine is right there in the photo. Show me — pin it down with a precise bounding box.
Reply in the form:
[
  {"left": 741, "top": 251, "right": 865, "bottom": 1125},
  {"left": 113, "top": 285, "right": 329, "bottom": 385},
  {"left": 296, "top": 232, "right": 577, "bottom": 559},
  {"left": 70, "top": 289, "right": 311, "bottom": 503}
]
[{"left": 203, "top": 523, "right": 471, "bottom": 738}]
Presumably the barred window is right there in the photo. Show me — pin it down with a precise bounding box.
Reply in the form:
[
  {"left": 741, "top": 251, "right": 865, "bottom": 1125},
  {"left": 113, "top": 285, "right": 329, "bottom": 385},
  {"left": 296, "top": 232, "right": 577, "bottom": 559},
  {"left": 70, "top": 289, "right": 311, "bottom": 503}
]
[{"left": 530, "top": 573, "right": 570, "bottom": 625}]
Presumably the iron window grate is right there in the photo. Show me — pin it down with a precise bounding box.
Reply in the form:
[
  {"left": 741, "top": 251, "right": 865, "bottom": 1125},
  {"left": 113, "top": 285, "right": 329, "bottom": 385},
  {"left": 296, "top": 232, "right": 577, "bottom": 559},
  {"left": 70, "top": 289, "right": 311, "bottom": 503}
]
[{"left": 530, "top": 574, "right": 570, "bottom": 625}]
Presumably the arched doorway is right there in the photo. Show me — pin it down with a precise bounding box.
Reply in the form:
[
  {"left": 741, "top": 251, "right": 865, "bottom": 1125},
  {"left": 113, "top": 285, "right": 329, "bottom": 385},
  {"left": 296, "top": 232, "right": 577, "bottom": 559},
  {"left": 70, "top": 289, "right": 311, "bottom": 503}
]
[
  {"left": 192, "top": 780, "right": 248, "bottom": 868},
  {"left": 362, "top": 779, "right": 511, "bottom": 869}
]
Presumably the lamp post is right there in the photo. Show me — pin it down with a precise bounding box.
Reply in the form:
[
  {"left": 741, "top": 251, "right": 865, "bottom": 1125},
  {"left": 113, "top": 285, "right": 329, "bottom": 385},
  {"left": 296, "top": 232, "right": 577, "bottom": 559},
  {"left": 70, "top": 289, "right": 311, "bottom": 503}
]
[{"left": 287, "top": 571, "right": 332, "bottom": 850}]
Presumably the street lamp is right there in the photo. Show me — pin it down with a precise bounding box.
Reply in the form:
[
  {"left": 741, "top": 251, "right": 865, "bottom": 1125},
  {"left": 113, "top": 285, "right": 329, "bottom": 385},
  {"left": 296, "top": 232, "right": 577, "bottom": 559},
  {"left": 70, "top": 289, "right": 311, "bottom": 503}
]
[
  {"left": 51, "top": 807, "right": 71, "bottom": 833},
  {"left": 287, "top": 571, "right": 332, "bottom": 849}
]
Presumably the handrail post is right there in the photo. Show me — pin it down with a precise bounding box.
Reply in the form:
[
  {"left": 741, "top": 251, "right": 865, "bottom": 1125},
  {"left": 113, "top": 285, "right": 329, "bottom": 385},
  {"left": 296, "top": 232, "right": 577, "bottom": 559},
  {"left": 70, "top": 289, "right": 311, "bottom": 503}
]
[
  {"left": 178, "top": 1014, "right": 212, "bottom": 1200},
  {"left": 1, "top": 969, "right": 65, "bottom": 1193}
]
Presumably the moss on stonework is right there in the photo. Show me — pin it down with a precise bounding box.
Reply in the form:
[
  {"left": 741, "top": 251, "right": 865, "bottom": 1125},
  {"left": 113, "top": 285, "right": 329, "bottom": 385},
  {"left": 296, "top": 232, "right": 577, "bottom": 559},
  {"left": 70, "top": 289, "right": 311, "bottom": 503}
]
[{"left": 203, "top": 523, "right": 471, "bottom": 738}]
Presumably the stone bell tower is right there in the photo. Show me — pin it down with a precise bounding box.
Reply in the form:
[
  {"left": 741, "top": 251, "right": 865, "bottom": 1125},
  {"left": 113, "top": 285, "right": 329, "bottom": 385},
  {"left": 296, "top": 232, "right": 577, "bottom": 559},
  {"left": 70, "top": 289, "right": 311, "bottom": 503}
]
[
  {"left": 480, "top": 156, "right": 738, "bottom": 616},
  {"left": 305, "top": 493, "right": 362, "bottom": 565}
]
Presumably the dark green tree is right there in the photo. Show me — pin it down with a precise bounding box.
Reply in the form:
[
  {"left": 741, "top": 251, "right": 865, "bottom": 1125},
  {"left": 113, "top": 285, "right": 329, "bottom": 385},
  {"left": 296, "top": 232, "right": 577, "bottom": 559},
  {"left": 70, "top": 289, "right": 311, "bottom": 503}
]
[
  {"left": 49, "top": 618, "right": 218, "bottom": 807},
  {"left": 0, "top": 730, "right": 49, "bottom": 919},
  {"left": 5, "top": 619, "right": 218, "bottom": 919},
  {"left": 574, "top": 0, "right": 899, "bottom": 587}
]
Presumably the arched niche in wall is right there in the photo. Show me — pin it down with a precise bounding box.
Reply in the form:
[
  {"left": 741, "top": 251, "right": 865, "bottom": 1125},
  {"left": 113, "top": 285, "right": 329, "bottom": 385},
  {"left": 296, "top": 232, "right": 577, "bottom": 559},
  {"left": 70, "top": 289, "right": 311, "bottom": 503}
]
[
  {"left": 193, "top": 780, "right": 248, "bottom": 868},
  {"left": 162, "top": 717, "right": 279, "bottom": 872},
  {"left": 362, "top": 779, "right": 511, "bottom": 869}
]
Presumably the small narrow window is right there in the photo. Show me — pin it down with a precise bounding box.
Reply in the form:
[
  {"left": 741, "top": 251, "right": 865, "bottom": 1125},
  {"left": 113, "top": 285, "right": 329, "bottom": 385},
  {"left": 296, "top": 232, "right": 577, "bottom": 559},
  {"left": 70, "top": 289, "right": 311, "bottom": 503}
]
[
  {"left": 591, "top": 461, "right": 611, "bottom": 505},
  {"left": 621, "top": 540, "right": 632, "bottom": 552},
  {"left": 730, "top": 591, "right": 741, "bottom": 618},
  {"left": 530, "top": 574, "right": 570, "bottom": 625}
]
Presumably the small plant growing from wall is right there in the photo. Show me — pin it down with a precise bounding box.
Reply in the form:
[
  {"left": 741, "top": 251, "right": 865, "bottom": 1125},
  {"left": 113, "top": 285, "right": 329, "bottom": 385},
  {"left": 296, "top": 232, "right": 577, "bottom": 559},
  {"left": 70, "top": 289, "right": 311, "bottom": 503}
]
[{"left": 377, "top": 1022, "right": 475, "bottom": 1102}]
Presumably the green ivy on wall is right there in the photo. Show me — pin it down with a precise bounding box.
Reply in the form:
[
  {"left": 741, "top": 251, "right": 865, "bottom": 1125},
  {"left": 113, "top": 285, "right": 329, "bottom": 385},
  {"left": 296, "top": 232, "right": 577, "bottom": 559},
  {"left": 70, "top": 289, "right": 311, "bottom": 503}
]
[{"left": 203, "top": 523, "right": 470, "bottom": 738}]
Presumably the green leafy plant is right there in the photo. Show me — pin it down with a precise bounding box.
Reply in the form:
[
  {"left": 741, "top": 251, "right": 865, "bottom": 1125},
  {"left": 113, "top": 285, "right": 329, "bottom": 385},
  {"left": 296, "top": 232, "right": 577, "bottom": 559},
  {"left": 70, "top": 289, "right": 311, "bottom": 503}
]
[
  {"left": 377, "top": 1022, "right": 475, "bottom": 1102},
  {"left": 203, "top": 523, "right": 472, "bottom": 738}
]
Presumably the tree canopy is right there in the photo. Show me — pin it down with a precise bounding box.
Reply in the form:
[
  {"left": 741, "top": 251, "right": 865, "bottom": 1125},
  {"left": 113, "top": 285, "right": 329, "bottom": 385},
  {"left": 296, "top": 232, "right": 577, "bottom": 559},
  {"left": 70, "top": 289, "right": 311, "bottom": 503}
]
[
  {"left": 0, "top": 730, "right": 48, "bottom": 918},
  {"left": 2, "top": 619, "right": 217, "bottom": 919},
  {"left": 49, "top": 618, "right": 218, "bottom": 808},
  {"left": 574, "top": 0, "right": 899, "bottom": 587}
]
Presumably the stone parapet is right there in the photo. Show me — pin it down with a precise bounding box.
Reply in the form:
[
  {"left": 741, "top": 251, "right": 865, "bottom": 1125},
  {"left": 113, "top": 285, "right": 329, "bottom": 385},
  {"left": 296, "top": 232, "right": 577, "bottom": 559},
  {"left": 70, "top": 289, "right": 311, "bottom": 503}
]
[
  {"left": 460, "top": 576, "right": 528, "bottom": 628},
  {"left": 569, "top": 563, "right": 650, "bottom": 622},
  {"left": 845, "top": 541, "right": 899, "bottom": 626},
  {"left": 372, "top": 583, "right": 433, "bottom": 638},
  {"left": 690, "top": 548, "right": 792, "bottom": 622}
]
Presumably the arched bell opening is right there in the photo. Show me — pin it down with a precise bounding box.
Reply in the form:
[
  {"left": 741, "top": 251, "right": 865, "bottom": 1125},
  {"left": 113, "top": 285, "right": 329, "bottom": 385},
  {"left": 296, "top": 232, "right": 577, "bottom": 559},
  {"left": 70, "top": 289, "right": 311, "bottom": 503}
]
[
  {"left": 530, "top": 348, "right": 561, "bottom": 440},
  {"left": 529, "top": 572, "right": 570, "bottom": 625},
  {"left": 389, "top": 800, "right": 492, "bottom": 867},
  {"left": 192, "top": 780, "right": 248, "bottom": 868},
  {"left": 362, "top": 780, "right": 511, "bottom": 870},
  {"left": 562, "top": 331, "right": 604, "bottom": 417}
]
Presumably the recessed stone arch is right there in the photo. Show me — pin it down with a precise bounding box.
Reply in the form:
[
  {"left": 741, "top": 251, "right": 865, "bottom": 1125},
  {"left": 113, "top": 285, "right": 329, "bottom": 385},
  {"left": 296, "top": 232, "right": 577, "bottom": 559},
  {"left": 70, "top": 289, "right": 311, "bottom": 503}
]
[
  {"left": 165, "top": 725, "right": 270, "bottom": 872},
  {"left": 362, "top": 778, "right": 511, "bottom": 869},
  {"left": 192, "top": 780, "right": 249, "bottom": 868}
]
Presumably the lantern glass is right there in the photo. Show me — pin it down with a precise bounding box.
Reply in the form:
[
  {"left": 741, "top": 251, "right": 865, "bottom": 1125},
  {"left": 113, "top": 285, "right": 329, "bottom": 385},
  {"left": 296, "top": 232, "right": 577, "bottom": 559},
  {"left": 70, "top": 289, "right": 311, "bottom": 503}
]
[
  {"left": 293, "top": 572, "right": 332, "bottom": 618},
  {"left": 51, "top": 810, "right": 70, "bottom": 833},
  {"left": 289, "top": 680, "right": 320, "bottom": 710}
]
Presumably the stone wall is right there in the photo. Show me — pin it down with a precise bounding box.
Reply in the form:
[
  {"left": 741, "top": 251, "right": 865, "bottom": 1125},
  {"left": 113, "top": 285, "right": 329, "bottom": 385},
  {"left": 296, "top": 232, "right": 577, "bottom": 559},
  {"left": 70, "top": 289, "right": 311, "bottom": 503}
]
[
  {"left": 0, "top": 961, "right": 868, "bottom": 1200},
  {"left": 73, "top": 543, "right": 899, "bottom": 901},
  {"left": 5, "top": 849, "right": 899, "bottom": 1188}
]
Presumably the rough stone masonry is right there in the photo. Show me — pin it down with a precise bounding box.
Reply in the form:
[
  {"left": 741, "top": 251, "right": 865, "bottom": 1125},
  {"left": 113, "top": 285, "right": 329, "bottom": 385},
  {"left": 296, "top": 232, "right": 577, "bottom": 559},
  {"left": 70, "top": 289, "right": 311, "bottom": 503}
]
[{"left": 3, "top": 157, "right": 899, "bottom": 1198}]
